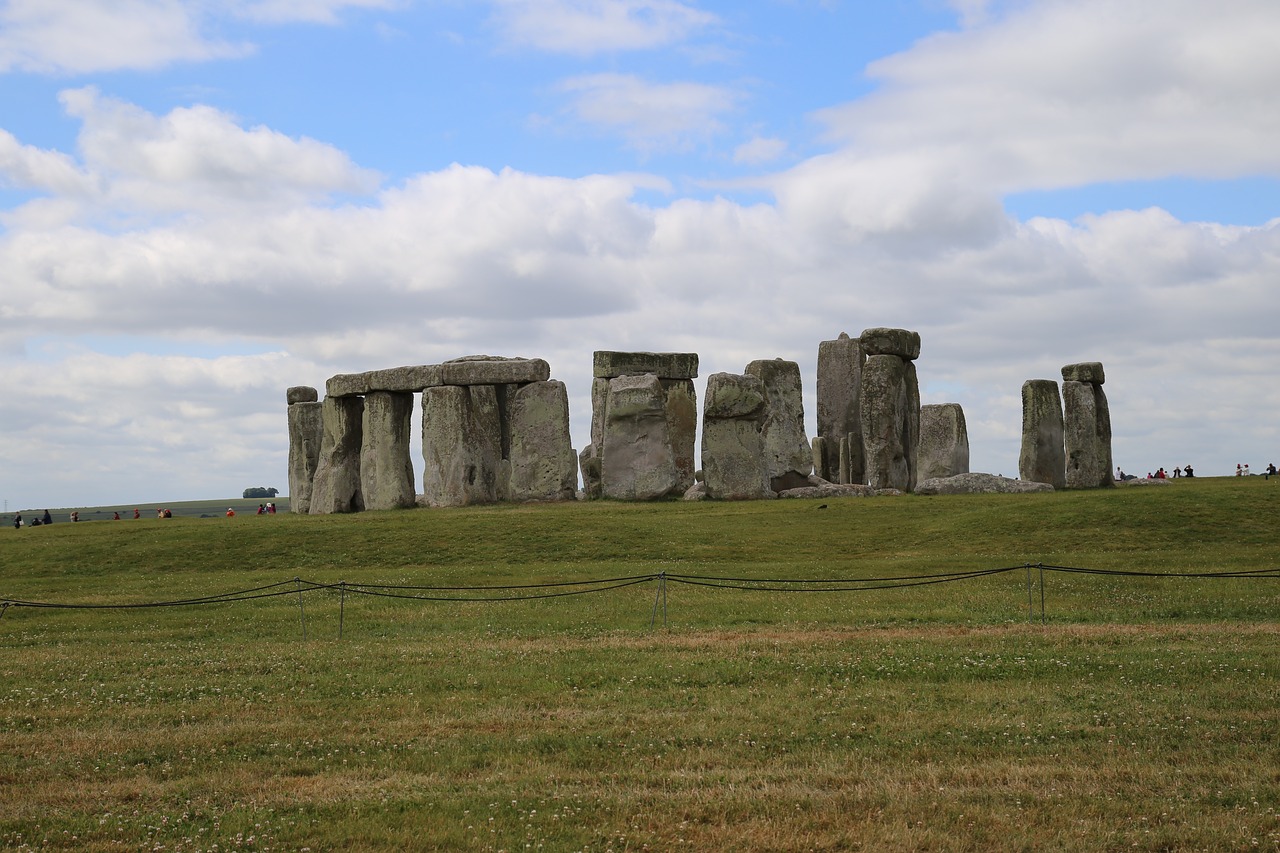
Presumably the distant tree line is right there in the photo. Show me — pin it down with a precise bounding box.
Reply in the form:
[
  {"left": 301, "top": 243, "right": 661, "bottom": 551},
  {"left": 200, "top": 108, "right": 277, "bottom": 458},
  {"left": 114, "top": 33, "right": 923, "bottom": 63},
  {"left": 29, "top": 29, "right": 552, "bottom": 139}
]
[{"left": 243, "top": 486, "right": 280, "bottom": 499}]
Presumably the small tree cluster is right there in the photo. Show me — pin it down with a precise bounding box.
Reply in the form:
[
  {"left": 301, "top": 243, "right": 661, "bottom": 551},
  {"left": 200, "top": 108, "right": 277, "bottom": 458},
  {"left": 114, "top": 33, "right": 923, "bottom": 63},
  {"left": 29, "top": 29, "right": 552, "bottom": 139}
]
[{"left": 242, "top": 486, "right": 280, "bottom": 499}]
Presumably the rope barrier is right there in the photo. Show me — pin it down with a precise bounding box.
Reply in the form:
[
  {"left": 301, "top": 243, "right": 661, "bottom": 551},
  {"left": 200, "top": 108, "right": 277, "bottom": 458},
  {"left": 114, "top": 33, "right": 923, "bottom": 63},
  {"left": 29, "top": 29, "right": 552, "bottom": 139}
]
[{"left": 0, "top": 564, "right": 1274, "bottom": 634}]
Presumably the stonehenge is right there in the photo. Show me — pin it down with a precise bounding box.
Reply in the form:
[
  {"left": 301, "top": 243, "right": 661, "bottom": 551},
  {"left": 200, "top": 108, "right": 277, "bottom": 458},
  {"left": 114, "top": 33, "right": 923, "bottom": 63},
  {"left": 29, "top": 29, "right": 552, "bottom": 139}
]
[
  {"left": 286, "top": 337, "right": 1118, "bottom": 510},
  {"left": 1017, "top": 364, "right": 1115, "bottom": 490},
  {"left": 918, "top": 403, "right": 970, "bottom": 481},
  {"left": 1062, "top": 362, "right": 1114, "bottom": 489},
  {"left": 587, "top": 351, "right": 698, "bottom": 501},
  {"left": 1019, "top": 380, "right": 1066, "bottom": 489},
  {"left": 859, "top": 328, "right": 921, "bottom": 492},
  {"left": 816, "top": 332, "right": 864, "bottom": 484}
]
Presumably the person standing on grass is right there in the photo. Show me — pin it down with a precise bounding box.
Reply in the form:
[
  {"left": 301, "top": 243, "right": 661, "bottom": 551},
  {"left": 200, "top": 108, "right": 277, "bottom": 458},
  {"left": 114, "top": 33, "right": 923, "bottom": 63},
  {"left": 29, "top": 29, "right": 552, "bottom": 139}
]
[
  {"left": 133, "top": 508, "right": 140, "bottom": 519},
  {"left": 12, "top": 513, "right": 21, "bottom": 529},
  {"left": 42, "top": 509, "right": 51, "bottom": 524}
]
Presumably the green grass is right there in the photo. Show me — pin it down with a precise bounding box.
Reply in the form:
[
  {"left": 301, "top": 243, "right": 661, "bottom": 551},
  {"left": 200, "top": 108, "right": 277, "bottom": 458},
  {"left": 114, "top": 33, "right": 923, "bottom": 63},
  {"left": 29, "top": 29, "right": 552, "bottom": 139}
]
[{"left": 2, "top": 477, "right": 1278, "bottom": 851}]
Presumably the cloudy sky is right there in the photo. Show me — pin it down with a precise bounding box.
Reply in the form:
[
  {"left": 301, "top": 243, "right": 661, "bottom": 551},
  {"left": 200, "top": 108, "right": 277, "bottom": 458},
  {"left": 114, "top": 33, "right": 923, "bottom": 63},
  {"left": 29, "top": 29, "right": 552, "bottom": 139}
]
[{"left": 2, "top": 0, "right": 1278, "bottom": 510}]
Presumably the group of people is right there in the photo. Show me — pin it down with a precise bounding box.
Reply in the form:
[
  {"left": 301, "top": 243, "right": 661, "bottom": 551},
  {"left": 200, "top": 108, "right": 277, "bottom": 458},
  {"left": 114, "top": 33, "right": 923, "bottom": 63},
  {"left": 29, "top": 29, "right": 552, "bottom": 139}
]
[
  {"left": 226, "top": 503, "right": 276, "bottom": 517},
  {"left": 1117, "top": 465, "right": 1195, "bottom": 481},
  {"left": 1247, "top": 463, "right": 1278, "bottom": 479},
  {"left": 11, "top": 509, "right": 53, "bottom": 529}
]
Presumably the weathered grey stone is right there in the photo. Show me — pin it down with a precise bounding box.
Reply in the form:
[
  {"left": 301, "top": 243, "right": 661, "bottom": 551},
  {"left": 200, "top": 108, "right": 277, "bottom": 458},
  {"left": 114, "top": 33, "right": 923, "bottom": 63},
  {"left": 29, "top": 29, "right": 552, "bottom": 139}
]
[
  {"left": 507, "top": 380, "right": 577, "bottom": 502},
  {"left": 440, "top": 356, "right": 550, "bottom": 386},
  {"left": 1019, "top": 379, "right": 1066, "bottom": 489},
  {"left": 1061, "top": 362, "right": 1105, "bottom": 385},
  {"left": 1063, "top": 380, "right": 1114, "bottom": 489},
  {"left": 916, "top": 473, "right": 1055, "bottom": 495},
  {"left": 360, "top": 391, "right": 417, "bottom": 510},
  {"left": 602, "top": 374, "right": 679, "bottom": 500},
  {"left": 287, "top": 385, "right": 319, "bottom": 405},
  {"left": 593, "top": 351, "right": 699, "bottom": 380},
  {"left": 662, "top": 378, "right": 698, "bottom": 494},
  {"left": 838, "top": 433, "right": 852, "bottom": 484},
  {"left": 682, "top": 482, "right": 708, "bottom": 501},
  {"left": 579, "top": 445, "right": 602, "bottom": 500},
  {"left": 1116, "top": 477, "right": 1174, "bottom": 486},
  {"left": 703, "top": 371, "right": 765, "bottom": 419},
  {"left": 810, "top": 436, "right": 827, "bottom": 483},
  {"left": 918, "top": 403, "right": 970, "bottom": 481},
  {"left": 701, "top": 373, "right": 771, "bottom": 500},
  {"left": 860, "top": 354, "right": 919, "bottom": 492},
  {"left": 287, "top": 400, "right": 323, "bottom": 514},
  {"left": 589, "top": 377, "right": 610, "bottom": 452},
  {"left": 860, "top": 327, "right": 921, "bottom": 360},
  {"left": 744, "top": 359, "right": 812, "bottom": 492},
  {"left": 327, "top": 365, "right": 445, "bottom": 397},
  {"left": 816, "top": 332, "right": 864, "bottom": 483},
  {"left": 420, "top": 385, "right": 503, "bottom": 507},
  {"left": 777, "top": 483, "right": 876, "bottom": 499},
  {"left": 309, "top": 395, "right": 365, "bottom": 514}
]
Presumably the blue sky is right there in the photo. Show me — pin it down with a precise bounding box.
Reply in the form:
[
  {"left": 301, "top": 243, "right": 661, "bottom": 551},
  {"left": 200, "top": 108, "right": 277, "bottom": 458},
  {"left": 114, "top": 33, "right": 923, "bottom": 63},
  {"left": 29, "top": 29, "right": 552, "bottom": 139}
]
[{"left": 2, "top": 0, "right": 1278, "bottom": 509}]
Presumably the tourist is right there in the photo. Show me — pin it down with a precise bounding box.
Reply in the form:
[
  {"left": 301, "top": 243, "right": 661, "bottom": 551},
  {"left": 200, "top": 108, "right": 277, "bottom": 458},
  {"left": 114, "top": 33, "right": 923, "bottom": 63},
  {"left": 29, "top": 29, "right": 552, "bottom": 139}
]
[
  {"left": 113, "top": 511, "right": 120, "bottom": 520},
  {"left": 42, "top": 509, "right": 52, "bottom": 524},
  {"left": 1266, "top": 463, "right": 1277, "bottom": 480},
  {"left": 12, "top": 513, "right": 22, "bottom": 529},
  {"left": 226, "top": 508, "right": 236, "bottom": 517},
  {"left": 70, "top": 511, "right": 79, "bottom": 522},
  {"left": 1184, "top": 464, "right": 1195, "bottom": 477},
  {"left": 1244, "top": 463, "right": 1250, "bottom": 476},
  {"left": 266, "top": 502, "right": 276, "bottom": 514},
  {"left": 133, "top": 508, "right": 140, "bottom": 519},
  {"left": 1237, "top": 464, "right": 1243, "bottom": 476},
  {"left": 256, "top": 504, "right": 266, "bottom": 515},
  {"left": 1173, "top": 467, "right": 1181, "bottom": 478}
]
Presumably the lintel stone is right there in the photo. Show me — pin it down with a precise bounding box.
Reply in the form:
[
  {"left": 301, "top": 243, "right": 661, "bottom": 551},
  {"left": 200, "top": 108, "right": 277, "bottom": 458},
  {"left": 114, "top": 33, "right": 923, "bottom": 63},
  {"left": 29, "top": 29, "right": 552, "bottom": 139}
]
[
  {"left": 1061, "top": 362, "right": 1105, "bottom": 385},
  {"left": 440, "top": 357, "right": 550, "bottom": 386},
  {"left": 287, "top": 386, "right": 319, "bottom": 405},
  {"left": 860, "top": 328, "right": 921, "bottom": 360},
  {"left": 593, "top": 351, "right": 698, "bottom": 380}
]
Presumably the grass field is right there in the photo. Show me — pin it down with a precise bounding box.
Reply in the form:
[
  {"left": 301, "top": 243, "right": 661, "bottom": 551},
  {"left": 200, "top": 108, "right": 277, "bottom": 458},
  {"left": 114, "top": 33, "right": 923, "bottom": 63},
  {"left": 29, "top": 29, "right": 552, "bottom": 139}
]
[{"left": 1, "top": 477, "right": 1278, "bottom": 851}]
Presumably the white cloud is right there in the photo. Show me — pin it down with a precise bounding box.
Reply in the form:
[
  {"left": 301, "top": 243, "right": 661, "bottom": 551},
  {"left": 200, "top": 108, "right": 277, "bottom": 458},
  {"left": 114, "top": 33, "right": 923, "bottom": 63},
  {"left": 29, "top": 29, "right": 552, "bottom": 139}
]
[
  {"left": 488, "top": 0, "right": 718, "bottom": 55},
  {"left": 0, "top": 0, "right": 249, "bottom": 74},
  {"left": 732, "top": 136, "right": 788, "bottom": 165},
  {"left": 0, "top": 0, "right": 399, "bottom": 75},
  {"left": 3, "top": 88, "right": 381, "bottom": 223},
  {"left": 558, "top": 73, "right": 738, "bottom": 152}
]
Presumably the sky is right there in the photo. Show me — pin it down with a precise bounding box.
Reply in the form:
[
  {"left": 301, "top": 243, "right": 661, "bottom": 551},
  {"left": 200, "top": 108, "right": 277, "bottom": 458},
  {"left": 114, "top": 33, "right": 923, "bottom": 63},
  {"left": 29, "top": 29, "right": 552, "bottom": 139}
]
[{"left": 2, "top": 0, "right": 1278, "bottom": 510}]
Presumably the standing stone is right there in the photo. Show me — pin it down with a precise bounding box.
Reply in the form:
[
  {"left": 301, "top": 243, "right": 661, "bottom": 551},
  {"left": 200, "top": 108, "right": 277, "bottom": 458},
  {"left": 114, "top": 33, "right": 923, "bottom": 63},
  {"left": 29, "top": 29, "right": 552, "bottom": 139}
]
[
  {"left": 861, "top": 354, "right": 916, "bottom": 491},
  {"left": 421, "top": 385, "right": 502, "bottom": 507},
  {"left": 701, "top": 373, "right": 772, "bottom": 500},
  {"left": 662, "top": 378, "right": 698, "bottom": 493},
  {"left": 589, "top": 351, "right": 698, "bottom": 500},
  {"left": 1062, "top": 362, "right": 1114, "bottom": 489},
  {"left": 816, "top": 333, "right": 864, "bottom": 483},
  {"left": 286, "top": 389, "right": 323, "bottom": 515},
  {"left": 1019, "top": 379, "right": 1066, "bottom": 489},
  {"left": 309, "top": 395, "right": 365, "bottom": 514},
  {"left": 507, "top": 380, "right": 577, "bottom": 501},
  {"left": 360, "top": 391, "right": 417, "bottom": 510},
  {"left": 918, "top": 403, "right": 970, "bottom": 481},
  {"left": 744, "top": 359, "right": 812, "bottom": 492},
  {"left": 602, "top": 374, "right": 679, "bottom": 500}
]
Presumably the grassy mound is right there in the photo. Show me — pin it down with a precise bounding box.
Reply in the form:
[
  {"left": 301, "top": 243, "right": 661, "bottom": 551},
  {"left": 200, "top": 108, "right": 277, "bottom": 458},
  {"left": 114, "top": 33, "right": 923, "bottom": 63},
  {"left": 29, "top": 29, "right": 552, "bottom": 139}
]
[{"left": 1, "top": 477, "right": 1277, "bottom": 850}]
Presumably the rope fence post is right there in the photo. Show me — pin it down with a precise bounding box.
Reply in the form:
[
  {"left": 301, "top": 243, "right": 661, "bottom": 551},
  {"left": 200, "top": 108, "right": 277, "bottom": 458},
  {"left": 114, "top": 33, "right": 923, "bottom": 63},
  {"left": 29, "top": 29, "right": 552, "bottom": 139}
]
[
  {"left": 295, "top": 577, "right": 307, "bottom": 641},
  {"left": 338, "top": 581, "right": 346, "bottom": 641},
  {"left": 650, "top": 572, "right": 667, "bottom": 630},
  {"left": 1038, "top": 563, "right": 1047, "bottom": 623}
]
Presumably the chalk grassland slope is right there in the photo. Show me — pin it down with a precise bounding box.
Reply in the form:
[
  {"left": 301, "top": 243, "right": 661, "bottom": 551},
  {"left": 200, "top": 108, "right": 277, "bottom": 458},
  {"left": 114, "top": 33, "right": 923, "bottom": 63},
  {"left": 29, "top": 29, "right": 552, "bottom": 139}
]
[{"left": 1, "top": 477, "right": 1277, "bottom": 850}]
